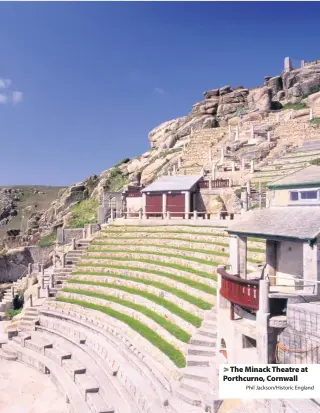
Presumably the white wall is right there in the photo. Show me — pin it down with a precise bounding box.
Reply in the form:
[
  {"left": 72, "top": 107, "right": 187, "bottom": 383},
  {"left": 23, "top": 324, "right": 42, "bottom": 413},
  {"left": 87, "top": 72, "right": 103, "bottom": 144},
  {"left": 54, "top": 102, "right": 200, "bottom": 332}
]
[
  {"left": 126, "top": 197, "right": 143, "bottom": 214},
  {"left": 276, "top": 241, "right": 303, "bottom": 290}
]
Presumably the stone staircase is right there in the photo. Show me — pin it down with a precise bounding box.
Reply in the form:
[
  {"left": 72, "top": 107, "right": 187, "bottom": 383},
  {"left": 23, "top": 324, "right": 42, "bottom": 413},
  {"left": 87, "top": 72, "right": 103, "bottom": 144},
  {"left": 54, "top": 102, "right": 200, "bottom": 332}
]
[
  {"left": 0, "top": 270, "right": 30, "bottom": 313},
  {"left": 168, "top": 310, "right": 219, "bottom": 413}
]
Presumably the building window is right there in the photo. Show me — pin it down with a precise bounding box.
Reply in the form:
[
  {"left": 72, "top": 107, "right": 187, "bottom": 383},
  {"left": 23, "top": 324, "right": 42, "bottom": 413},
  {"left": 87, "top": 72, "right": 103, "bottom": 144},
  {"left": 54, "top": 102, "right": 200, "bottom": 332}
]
[
  {"left": 300, "top": 190, "right": 318, "bottom": 200},
  {"left": 290, "top": 192, "right": 299, "bottom": 201},
  {"left": 242, "top": 335, "right": 257, "bottom": 349},
  {"left": 289, "top": 189, "right": 319, "bottom": 203}
]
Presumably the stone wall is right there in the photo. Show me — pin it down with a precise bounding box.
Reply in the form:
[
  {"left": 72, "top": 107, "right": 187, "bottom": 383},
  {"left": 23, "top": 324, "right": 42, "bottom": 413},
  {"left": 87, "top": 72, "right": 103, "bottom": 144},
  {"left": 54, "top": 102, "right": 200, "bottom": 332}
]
[{"left": 0, "top": 245, "right": 54, "bottom": 283}]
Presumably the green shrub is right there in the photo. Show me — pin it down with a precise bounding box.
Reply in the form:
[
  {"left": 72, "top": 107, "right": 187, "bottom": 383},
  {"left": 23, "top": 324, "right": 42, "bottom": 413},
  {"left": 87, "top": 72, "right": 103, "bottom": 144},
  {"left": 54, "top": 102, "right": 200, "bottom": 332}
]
[
  {"left": 67, "top": 198, "right": 99, "bottom": 228},
  {"left": 5, "top": 309, "right": 22, "bottom": 319},
  {"left": 36, "top": 231, "right": 57, "bottom": 247},
  {"left": 282, "top": 102, "right": 306, "bottom": 111},
  {"left": 310, "top": 158, "right": 320, "bottom": 166},
  {"left": 310, "top": 117, "right": 320, "bottom": 127},
  {"left": 57, "top": 296, "right": 186, "bottom": 367}
]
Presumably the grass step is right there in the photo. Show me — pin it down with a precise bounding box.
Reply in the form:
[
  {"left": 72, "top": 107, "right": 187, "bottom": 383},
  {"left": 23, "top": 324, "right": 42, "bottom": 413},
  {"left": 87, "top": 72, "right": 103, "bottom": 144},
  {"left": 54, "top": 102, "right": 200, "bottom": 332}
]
[
  {"left": 72, "top": 271, "right": 213, "bottom": 310},
  {"left": 76, "top": 263, "right": 217, "bottom": 294},
  {"left": 80, "top": 257, "right": 218, "bottom": 281},
  {"left": 56, "top": 297, "right": 186, "bottom": 368},
  {"left": 67, "top": 279, "right": 202, "bottom": 327},
  {"left": 62, "top": 287, "right": 192, "bottom": 343}
]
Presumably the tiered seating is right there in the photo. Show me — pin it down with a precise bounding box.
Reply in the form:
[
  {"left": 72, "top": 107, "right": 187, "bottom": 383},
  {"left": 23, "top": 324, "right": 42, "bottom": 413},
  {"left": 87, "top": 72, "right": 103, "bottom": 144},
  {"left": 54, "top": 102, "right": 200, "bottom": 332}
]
[
  {"left": 2, "top": 225, "right": 265, "bottom": 412},
  {"left": 251, "top": 145, "right": 320, "bottom": 185},
  {"left": 180, "top": 128, "right": 228, "bottom": 175}
]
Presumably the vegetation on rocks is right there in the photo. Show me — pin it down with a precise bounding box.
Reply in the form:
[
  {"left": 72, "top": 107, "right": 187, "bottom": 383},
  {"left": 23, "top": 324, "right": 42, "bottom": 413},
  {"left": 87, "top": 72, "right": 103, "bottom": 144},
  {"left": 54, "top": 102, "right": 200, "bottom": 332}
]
[
  {"left": 103, "top": 167, "right": 129, "bottom": 191},
  {"left": 5, "top": 308, "right": 22, "bottom": 319},
  {"left": 67, "top": 198, "right": 99, "bottom": 228},
  {"left": 282, "top": 102, "right": 307, "bottom": 111},
  {"left": 57, "top": 296, "right": 186, "bottom": 367},
  {"left": 36, "top": 231, "right": 57, "bottom": 247},
  {"left": 310, "top": 117, "right": 320, "bottom": 127}
]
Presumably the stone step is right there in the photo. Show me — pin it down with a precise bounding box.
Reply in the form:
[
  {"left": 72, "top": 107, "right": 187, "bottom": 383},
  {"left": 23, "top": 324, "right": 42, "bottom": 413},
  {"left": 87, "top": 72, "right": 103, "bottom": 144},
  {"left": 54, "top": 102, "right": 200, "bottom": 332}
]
[
  {"left": 19, "top": 321, "right": 37, "bottom": 331},
  {"left": 190, "top": 336, "right": 216, "bottom": 347},
  {"left": 62, "top": 359, "right": 87, "bottom": 380},
  {"left": 197, "top": 329, "right": 217, "bottom": 339},
  {"left": 183, "top": 367, "right": 212, "bottom": 383},
  {"left": 75, "top": 373, "right": 99, "bottom": 399},
  {"left": 181, "top": 377, "right": 212, "bottom": 395},
  {"left": 24, "top": 338, "right": 53, "bottom": 353},
  {"left": 45, "top": 347, "right": 72, "bottom": 365},
  {"left": 86, "top": 392, "right": 114, "bottom": 413},
  {"left": 187, "top": 345, "right": 216, "bottom": 358},
  {"left": 167, "top": 397, "right": 204, "bottom": 413},
  {"left": 187, "top": 356, "right": 210, "bottom": 367},
  {"left": 176, "top": 387, "right": 202, "bottom": 407},
  {"left": 22, "top": 315, "right": 39, "bottom": 322}
]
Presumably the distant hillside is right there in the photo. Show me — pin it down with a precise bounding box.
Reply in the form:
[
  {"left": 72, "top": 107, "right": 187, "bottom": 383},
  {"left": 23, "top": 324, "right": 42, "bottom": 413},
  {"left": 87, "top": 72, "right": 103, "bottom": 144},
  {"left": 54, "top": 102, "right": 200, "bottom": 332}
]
[{"left": 0, "top": 185, "right": 65, "bottom": 242}]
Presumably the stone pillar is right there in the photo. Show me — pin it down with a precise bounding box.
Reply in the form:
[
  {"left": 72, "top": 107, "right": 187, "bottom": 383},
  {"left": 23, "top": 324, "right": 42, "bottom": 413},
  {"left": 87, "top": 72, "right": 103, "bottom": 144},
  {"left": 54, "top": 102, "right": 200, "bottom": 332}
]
[
  {"left": 142, "top": 193, "right": 147, "bottom": 219},
  {"left": 173, "top": 165, "right": 177, "bottom": 175},
  {"left": 37, "top": 286, "right": 41, "bottom": 299},
  {"left": 310, "top": 108, "right": 313, "bottom": 121},
  {"left": 49, "top": 274, "right": 54, "bottom": 289},
  {"left": 231, "top": 161, "right": 236, "bottom": 172},
  {"left": 256, "top": 279, "right": 271, "bottom": 363},
  {"left": 303, "top": 242, "right": 319, "bottom": 294},
  {"left": 284, "top": 56, "right": 293, "bottom": 73},
  {"left": 61, "top": 253, "right": 66, "bottom": 268},
  {"left": 266, "top": 240, "right": 277, "bottom": 286},
  {"left": 301, "top": 60, "right": 305, "bottom": 68},
  {"left": 239, "top": 236, "right": 247, "bottom": 279},
  {"left": 229, "top": 235, "right": 239, "bottom": 274},
  {"left": 28, "top": 294, "right": 33, "bottom": 308},
  {"left": 246, "top": 181, "right": 251, "bottom": 196},
  {"left": 267, "top": 131, "right": 271, "bottom": 143},
  {"left": 45, "top": 285, "right": 50, "bottom": 298},
  {"left": 235, "top": 125, "right": 239, "bottom": 141},
  {"left": 162, "top": 193, "right": 167, "bottom": 218},
  {"left": 28, "top": 263, "right": 32, "bottom": 275},
  {"left": 250, "top": 160, "right": 254, "bottom": 173},
  {"left": 241, "top": 158, "right": 246, "bottom": 172},
  {"left": 138, "top": 210, "right": 142, "bottom": 220},
  {"left": 276, "top": 112, "right": 280, "bottom": 122},
  {"left": 220, "top": 147, "right": 224, "bottom": 163},
  {"left": 241, "top": 190, "right": 248, "bottom": 213},
  {"left": 39, "top": 264, "right": 44, "bottom": 276},
  {"left": 193, "top": 210, "right": 197, "bottom": 220},
  {"left": 41, "top": 276, "right": 45, "bottom": 290},
  {"left": 110, "top": 208, "right": 115, "bottom": 221},
  {"left": 71, "top": 238, "right": 76, "bottom": 251},
  {"left": 184, "top": 191, "right": 190, "bottom": 219}
]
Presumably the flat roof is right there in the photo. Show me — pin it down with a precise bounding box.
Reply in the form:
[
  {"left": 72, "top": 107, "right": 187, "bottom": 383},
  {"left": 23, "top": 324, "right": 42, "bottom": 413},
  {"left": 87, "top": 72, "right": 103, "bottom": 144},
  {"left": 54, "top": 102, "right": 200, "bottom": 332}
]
[
  {"left": 268, "top": 165, "right": 320, "bottom": 189},
  {"left": 228, "top": 207, "right": 320, "bottom": 241},
  {"left": 141, "top": 175, "right": 202, "bottom": 193}
]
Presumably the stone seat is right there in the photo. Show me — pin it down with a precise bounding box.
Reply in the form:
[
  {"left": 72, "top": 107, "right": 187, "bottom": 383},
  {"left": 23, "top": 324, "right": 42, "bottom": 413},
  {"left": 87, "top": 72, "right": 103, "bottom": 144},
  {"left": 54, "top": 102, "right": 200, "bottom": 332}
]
[
  {"left": 9, "top": 338, "right": 93, "bottom": 413},
  {"left": 38, "top": 306, "right": 173, "bottom": 409}
]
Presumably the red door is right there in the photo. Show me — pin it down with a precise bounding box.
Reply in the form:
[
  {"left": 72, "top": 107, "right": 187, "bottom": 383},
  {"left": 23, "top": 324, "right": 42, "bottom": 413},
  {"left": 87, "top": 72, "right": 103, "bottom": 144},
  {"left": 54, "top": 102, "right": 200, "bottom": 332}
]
[
  {"left": 146, "top": 194, "right": 162, "bottom": 217},
  {"left": 167, "top": 193, "right": 185, "bottom": 218}
]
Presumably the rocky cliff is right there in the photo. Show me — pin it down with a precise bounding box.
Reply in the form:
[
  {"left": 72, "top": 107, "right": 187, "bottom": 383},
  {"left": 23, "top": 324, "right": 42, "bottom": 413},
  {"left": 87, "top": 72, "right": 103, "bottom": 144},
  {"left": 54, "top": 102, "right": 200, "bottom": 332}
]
[{"left": 3, "top": 58, "right": 320, "bottom": 245}]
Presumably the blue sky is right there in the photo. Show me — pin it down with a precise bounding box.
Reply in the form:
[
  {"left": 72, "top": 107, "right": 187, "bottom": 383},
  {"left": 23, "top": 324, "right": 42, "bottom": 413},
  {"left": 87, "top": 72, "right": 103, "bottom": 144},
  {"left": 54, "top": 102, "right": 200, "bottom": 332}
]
[{"left": 1, "top": 2, "right": 320, "bottom": 186}]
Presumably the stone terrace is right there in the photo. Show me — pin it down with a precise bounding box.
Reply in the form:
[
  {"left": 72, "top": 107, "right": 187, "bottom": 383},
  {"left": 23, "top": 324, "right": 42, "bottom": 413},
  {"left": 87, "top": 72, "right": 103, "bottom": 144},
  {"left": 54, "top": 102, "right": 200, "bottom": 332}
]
[{"left": 0, "top": 225, "right": 266, "bottom": 413}]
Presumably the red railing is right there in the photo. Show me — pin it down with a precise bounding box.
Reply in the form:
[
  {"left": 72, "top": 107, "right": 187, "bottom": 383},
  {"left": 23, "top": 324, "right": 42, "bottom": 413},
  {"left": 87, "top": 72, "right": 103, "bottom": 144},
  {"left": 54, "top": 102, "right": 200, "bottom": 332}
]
[
  {"left": 199, "top": 179, "right": 229, "bottom": 189},
  {"left": 218, "top": 267, "right": 259, "bottom": 314}
]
